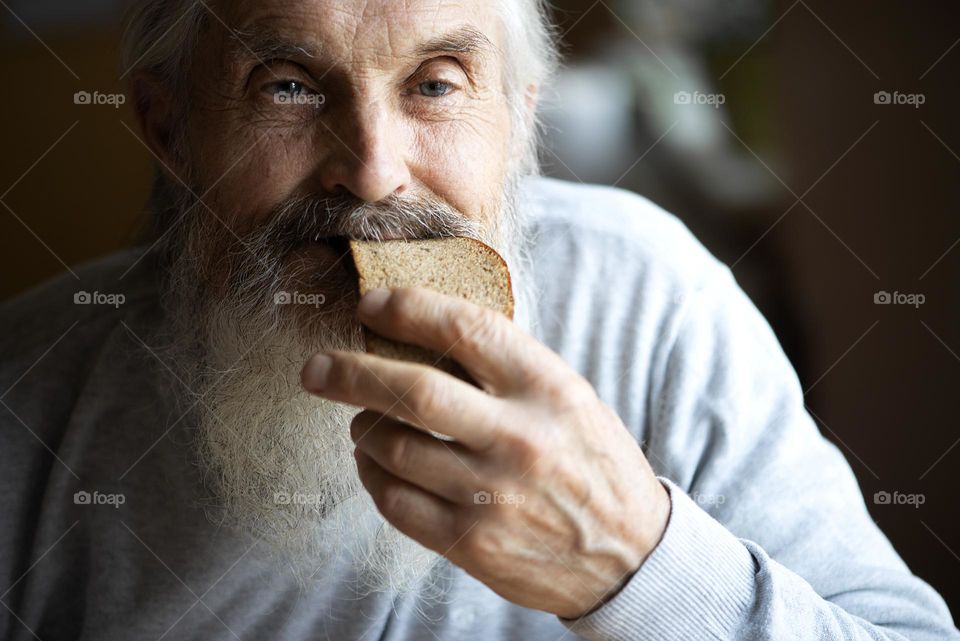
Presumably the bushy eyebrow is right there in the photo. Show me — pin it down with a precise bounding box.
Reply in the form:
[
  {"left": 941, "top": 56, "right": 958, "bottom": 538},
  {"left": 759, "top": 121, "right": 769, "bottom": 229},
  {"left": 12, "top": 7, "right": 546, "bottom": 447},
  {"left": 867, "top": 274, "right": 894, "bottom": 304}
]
[
  {"left": 227, "top": 29, "right": 320, "bottom": 66},
  {"left": 226, "top": 24, "right": 495, "bottom": 69},
  {"left": 409, "top": 25, "right": 496, "bottom": 61}
]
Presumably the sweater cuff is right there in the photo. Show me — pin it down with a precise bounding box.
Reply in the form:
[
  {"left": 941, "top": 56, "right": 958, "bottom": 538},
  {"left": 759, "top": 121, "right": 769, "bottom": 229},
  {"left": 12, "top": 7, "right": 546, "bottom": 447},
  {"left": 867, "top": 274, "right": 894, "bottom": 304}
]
[{"left": 561, "top": 478, "right": 757, "bottom": 641}]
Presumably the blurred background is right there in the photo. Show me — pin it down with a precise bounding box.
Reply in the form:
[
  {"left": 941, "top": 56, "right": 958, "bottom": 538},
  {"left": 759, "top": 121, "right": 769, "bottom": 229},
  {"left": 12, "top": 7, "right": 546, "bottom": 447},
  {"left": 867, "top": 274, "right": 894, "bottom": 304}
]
[{"left": 2, "top": 0, "right": 959, "bottom": 617}]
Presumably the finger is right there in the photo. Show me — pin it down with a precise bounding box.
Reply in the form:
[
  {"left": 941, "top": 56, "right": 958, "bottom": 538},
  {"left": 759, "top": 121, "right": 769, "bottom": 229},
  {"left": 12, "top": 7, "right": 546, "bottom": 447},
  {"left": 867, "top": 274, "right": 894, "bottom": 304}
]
[
  {"left": 350, "top": 410, "right": 482, "bottom": 504},
  {"left": 354, "top": 449, "right": 463, "bottom": 553},
  {"left": 357, "top": 287, "right": 571, "bottom": 395},
  {"left": 302, "top": 350, "right": 505, "bottom": 450}
]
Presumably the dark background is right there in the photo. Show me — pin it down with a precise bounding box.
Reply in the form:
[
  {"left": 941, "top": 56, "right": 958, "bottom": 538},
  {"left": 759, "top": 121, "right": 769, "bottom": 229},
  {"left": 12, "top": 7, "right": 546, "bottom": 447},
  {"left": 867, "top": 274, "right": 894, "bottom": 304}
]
[{"left": 2, "top": 0, "right": 959, "bottom": 619}]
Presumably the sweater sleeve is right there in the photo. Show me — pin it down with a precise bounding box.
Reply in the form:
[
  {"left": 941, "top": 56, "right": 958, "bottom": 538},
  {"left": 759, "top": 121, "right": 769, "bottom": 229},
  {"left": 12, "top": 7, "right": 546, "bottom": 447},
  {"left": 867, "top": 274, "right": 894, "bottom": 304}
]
[{"left": 561, "top": 262, "right": 958, "bottom": 641}]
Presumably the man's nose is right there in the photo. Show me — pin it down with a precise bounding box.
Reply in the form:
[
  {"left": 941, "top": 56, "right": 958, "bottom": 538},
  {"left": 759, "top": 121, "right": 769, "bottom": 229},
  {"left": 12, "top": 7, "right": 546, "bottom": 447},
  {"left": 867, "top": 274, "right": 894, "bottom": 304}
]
[{"left": 318, "top": 103, "right": 411, "bottom": 202}]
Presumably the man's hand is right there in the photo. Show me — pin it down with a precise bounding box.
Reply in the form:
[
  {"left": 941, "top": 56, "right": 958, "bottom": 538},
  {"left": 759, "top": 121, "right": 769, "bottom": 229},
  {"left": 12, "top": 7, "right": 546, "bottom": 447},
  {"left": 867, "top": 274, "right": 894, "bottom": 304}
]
[{"left": 301, "top": 287, "right": 670, "bottom": 619}]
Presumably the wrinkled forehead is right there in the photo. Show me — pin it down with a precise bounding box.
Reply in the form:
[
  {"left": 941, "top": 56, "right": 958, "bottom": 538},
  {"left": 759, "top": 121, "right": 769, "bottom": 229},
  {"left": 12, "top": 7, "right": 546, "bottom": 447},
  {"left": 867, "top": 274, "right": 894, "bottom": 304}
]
[{"left": 216, "top": 0, "right": 504, "bottom": 68}]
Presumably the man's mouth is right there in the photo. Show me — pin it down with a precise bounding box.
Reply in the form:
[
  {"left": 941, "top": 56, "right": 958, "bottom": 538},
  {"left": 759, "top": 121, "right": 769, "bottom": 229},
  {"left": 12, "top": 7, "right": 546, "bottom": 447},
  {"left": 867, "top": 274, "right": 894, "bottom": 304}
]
[
  {"left": 278, "top": 237, "right": 358, "bottom": 312},
  {"left": 308, "top": 234, "right": 349, "bottom": 249},
  {"left": 295, "top": 236, "right": 352, "bottom": 269},
  {"left": 308, "top": 232, "right": 412, "bottom": 245}
]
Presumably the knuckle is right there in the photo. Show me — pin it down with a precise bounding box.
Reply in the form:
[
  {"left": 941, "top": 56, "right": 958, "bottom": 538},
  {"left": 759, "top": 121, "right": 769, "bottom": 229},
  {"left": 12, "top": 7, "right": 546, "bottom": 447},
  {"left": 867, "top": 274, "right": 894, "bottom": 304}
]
[
  {"left": 521, "top": 366, "right": 559, "bottom": 397},
  {"left": 405, "top": 372, "right": 448, "bottom": 425},
  {"left": 384, "top": 431, "right": 415, "bottom": 475},
  {"left": 504, "top": 431, "right": 542, "bottom": 470},
  {"left": 388, "top": 288, "right": 429, "bottom": 331},
  {"left": 488, "top": 407, "right": 545, "bottom": 469},
  {"left": 375, "top": 481, "right": 408, "bottom": 518},
  {"left": 392, "top": 286, "right": 426, "bottom": 308},
  {"left": 543, "top": 376, "right": 595, "bottom": 411},
  {"left": 462, "top": 523, "right": 505, "bottom": 559},
  {"left": 446, "top": 306, "right": 500, "bottom": 353},
  {"left": 330, "top": 353, "right": 361, "bottom": 394}
]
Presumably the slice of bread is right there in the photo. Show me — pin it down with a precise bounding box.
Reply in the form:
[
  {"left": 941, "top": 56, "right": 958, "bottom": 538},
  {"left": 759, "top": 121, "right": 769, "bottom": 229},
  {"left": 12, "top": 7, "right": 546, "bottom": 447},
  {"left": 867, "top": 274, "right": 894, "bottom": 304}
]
[{"left": 349, "top": 237, "right": 514, "bottom": 382}]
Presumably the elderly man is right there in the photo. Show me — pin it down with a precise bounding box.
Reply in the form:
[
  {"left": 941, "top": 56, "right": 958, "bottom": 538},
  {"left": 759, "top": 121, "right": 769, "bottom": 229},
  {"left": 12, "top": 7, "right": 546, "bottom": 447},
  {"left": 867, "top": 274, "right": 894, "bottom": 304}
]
[{"left": 0, "top": 1, "right": 956, "bottom": 639}]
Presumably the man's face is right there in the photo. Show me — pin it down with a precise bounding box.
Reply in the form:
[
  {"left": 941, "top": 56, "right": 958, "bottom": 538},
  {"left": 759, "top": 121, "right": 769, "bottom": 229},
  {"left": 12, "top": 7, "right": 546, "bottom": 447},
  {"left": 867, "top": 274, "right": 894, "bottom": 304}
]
[
  {"left": 185, "top": 0, "right": 512, "bottom": 243},
  {"left": 152, "top": 0, "right": 531, "bottom": 591}
]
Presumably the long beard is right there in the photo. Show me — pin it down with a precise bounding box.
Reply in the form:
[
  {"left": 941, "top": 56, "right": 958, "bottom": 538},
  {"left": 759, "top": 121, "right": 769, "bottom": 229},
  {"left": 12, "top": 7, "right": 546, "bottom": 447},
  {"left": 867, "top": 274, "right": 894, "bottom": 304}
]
[{"left": 152, "top": 178, "right": 535, "bottom": 595}]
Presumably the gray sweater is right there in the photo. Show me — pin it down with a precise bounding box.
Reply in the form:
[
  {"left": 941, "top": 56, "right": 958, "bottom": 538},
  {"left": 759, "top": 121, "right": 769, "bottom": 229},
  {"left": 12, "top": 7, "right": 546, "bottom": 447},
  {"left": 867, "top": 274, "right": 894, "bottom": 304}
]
[{"left": 1, "top": 177, "right": 956, "bottom": 640}]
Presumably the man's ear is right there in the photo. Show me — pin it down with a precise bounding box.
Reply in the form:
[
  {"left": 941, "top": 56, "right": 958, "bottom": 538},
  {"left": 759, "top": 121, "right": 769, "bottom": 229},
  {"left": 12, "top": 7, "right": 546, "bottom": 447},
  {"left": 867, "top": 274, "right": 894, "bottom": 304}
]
[{"left": 131, "top": 72, "right": 186, "bottom": 180}]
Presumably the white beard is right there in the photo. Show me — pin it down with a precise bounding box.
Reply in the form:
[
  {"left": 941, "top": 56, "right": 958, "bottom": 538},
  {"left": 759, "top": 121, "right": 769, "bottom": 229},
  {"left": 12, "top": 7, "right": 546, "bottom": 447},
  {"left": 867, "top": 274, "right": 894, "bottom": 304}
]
[
  {"left": 155, "top": 174, "right": 536, "bottom": 596},
  {"left": 190, "top": 307, "right": 441, "bottom": 593}
]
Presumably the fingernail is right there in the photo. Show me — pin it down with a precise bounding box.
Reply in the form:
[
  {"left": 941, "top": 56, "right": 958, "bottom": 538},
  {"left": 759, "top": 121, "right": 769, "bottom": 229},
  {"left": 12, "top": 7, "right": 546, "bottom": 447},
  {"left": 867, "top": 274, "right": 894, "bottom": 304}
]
[
  {"left": 303, "top": 354, "right": 332, "bottom": 391},
  {"left": 358, "top": 288, "right": 390, "bottom": 317}
]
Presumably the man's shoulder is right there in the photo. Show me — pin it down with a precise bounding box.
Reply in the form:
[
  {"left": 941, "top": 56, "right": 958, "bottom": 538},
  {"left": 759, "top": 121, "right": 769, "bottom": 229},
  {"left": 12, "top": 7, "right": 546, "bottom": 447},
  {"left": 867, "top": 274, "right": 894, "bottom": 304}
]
[
  {"left": 0, "top": 247, "right": 159, "bottom": 376},
  {"left": 520, "top": 177, "right": 724, "bottom": 288}
]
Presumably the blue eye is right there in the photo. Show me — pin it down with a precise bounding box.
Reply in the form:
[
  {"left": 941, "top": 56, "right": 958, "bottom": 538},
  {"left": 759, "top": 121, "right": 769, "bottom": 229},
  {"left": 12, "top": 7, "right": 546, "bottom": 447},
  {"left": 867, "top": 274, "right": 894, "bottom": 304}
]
[{"left": 419, "top": 80, "right": 451, "bottom": 97}]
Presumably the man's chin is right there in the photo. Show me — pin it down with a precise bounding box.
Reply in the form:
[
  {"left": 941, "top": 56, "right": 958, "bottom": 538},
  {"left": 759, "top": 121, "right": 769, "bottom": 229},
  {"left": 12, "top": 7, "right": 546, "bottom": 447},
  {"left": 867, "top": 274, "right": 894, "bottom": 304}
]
[
  {"left": 193, "top": 370, "right": 441, "bottom": 592},
  {"left": 164, "top": 279, "right": 436, "bottom": 593}
]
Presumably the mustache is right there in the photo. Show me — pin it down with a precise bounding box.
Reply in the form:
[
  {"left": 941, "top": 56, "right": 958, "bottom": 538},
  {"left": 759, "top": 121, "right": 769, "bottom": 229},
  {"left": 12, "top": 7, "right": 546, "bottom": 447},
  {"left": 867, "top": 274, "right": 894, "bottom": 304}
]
[
  {"left": 246, "top": 192, "right": 484, "bottom": 254},
  {"left": 163, "top": 190, "right": 491, "bottom": 314}
]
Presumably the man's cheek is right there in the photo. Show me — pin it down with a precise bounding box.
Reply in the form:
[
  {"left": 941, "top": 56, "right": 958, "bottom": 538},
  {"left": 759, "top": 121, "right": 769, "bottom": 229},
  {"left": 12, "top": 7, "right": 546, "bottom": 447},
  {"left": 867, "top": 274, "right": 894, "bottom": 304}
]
[
  {"left": 208, "top": 138, "right": 313, "bottom": 221},
  {"left": 414, "top": 127, "right": 504, "bottom": 217}
]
